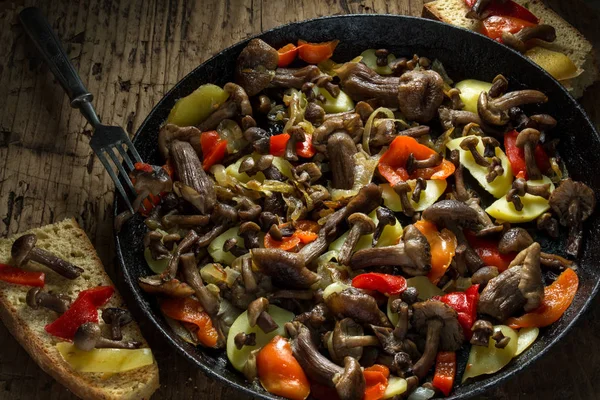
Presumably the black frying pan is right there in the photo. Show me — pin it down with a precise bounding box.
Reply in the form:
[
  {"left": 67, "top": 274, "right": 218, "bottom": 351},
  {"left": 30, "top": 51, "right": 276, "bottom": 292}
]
[{"left": 115, "top": 15, "right": 600, "bottom": 400}]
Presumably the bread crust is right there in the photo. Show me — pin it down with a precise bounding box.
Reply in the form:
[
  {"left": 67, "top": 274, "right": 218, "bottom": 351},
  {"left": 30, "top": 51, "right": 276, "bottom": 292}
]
[{"left": 0, "top": 219, "right": 159, "bottom": 400}]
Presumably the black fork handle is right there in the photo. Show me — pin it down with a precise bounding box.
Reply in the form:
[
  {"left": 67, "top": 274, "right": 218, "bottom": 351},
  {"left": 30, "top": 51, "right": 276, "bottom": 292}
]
[{"left": 19, "top": 7, "right": 101, "bottom": 127}]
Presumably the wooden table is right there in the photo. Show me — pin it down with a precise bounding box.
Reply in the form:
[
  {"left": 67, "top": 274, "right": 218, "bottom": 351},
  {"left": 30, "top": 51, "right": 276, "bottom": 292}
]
[{"left": 0, "top": 1, "right": 598, "bottom": 399}]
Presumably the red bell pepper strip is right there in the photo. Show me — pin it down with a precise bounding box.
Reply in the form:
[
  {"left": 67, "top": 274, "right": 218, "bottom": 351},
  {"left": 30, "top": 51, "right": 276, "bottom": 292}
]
[
  {"left": 507, "top": 268, "right": 579, "bottom": 328},
  {"left": 434, "top": 285, "right": 480, "bottom": 339},
  {"left": 297, "top": 40, "right": 339, "bottom": 64},
  {"left": 256, "top": 336, "right": 311, "bottom": 400},
  {"left": 363, "top": 364, "right": 389, "bottom": 400},
  {"left": 160, "top": 297, "right": 220, "bottom": 347},
  {"left": 269, "top": 133, "right": 316, "bottom": 158},
  {"left": 264, "top": 221, "right": 319, "bottom": 251},
  {"left": 44, "top": 286, "right": 114, "bottom": 340},
  {"left": 465, "top": 230, "right": 515, "bottom": 272},
  {"left": 414, "top": 221, "right": 458, "bottom": 285},
  {"left": 432, "top": 351, "right": 456, "bottom": 396},
  {"left": 481, "top": 15, "right": 537, "bottom": 42},
  {"left": 352, "top": 273, "right": 407, "bottom": 296},
  {"left": 200, "top": 130, "right": 228, "bottom": 170},
  {"left": 504, "top": 130, "right": 551, "bottom": 179},
  {"left": 464, "top": 0, "right": 539, "bottom": 23},
  {"left": 278, "top": 43, "right": 298, "bottom": 67},
  {"left": 0, "top": 263, "right": 45, "bottom": 287},
  {"left": 378, "top": 136, "right": 455, "bottom": 185}
]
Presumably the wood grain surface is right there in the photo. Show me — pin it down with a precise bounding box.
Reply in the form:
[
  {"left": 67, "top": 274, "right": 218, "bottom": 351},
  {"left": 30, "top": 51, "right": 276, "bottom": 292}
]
[{"left": 0, "top": 0, "right": 598, "bottom": 399}]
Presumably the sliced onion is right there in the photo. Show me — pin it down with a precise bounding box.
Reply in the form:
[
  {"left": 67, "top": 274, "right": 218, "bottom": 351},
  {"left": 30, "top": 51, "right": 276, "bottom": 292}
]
[
  {"left": 407, "top": 387, "right": 436, "bottom": 400},
  {"left": 330, "top": 152, "right": 380, "bottom": 200},
  {"left": 363, "top": 107, "right": 395, "bottom": 155}
]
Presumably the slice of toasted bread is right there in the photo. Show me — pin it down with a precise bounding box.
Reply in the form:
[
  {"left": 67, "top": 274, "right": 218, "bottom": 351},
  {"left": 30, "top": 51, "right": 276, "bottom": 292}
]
[
  {"left": 0, "top": 218, "right": 159, "bottom": 400},
  {"left": 422, "top": 0, "right": 599, "bottom": 98}
]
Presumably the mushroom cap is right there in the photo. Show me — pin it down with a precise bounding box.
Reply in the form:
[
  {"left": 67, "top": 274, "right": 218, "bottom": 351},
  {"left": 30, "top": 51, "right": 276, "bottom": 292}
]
[
  {"left": 411, "top": 300, "right": 464, "bottom": 351},
  {"left": 376, "top": 207, "right": 396, "bottom": 226},
  {"left": 102, "top": 307, "right": 133, "bottom": 326},
  {"left": 239, "top": 221, "right": 261, "bottom": 234},
  {"left": 515, "top": 128, "right": 540, "bottom": 148},
  {"left": 509, "top": 242, "right": 544, "bottom": 312},
  {"left": 397, "top": 70, "right": 444, "bottom": 123},
  {"left": 347, "top": 213, "right": 376, "bottom": 234},
  {"left": 401, "top": 225, "right": 432, "bottom": 276},
  {"left": 421, "top": 200, "right": 480, "bottom": 227},
  {"left": 392, "top": 181, "right": 411, "bottom": 194},
  {"left": 11, "top": 234, "right": 37, "bottom": 267},
  {"left": 26, "top": 287, "right": 42, "bottom": 309},
  {"left": 247, "top": 297, "right": 270, "bottom": 327},
  {"left": 251, "top": 248, "right": 319, "bottom": 289},
  {"left": 498, "top": 228, "right": 534, "bottom": 254},
  {"left": 74, "top": 322, "right": 101, "bottom": 351},
  {"left": 333, "top": 357, "right": 366, "bottom": 400},
  {"left": 459, "top": 136, "right": 479, "bottom": 151},
  {"left": 549, "top": 178, "right": 596, "bottom": 226},
  {"left": 329, "top": 318, "right": 364, "bottom": 363}
]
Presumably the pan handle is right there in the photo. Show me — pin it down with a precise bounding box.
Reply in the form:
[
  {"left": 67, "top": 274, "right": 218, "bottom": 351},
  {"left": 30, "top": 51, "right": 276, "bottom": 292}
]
[{"left": 19, "top": 7, "right": 100, "bottom": 127}]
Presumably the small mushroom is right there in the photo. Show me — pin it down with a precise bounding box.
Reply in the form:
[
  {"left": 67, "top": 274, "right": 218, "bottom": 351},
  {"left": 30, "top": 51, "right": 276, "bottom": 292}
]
[
  {"left": 506, "top": 178, "right": 551, "bottom": 211},
  {"left": 390, "top": 299, "right": 411, "bottom": 340},
  {"left": 235, "top": 39, "right": 279, "bottom": 96},
  {"left": 144, "top": 231, "right": 170, "bottom": 261},
  {"left": 549, "top": 178, "right": 596, "bottom": 257},
  {"left": 247, "top": 297, "right": 279, "bottom": 334},
  {"left": 325, "top": 287, "right": 392, "bottom": 327},
  {"left": 251, "top": 248, "right": 319, "bottom": 289},
  {"left": 372, "top": 207, "right": 396, "bottom": 247},
  {"left": 397, "top": 70, "right": 445, "bottom": 123},
  {"left": 502, "top": 25, "right": 557, "bottom": 53},
  {"left": 350, "top": 225, "right": 431, "bottom": 277},
  {"left": 393, "top": 181, "right": 415, "bottom": 217},
  {"left": 459, "top": 136, "right": 490, "bottom": 167},
  {"left": 328, "top": 132, "right": 357, "bottom": 190},
  {"left": 406, "top": 153, "right": 442, "bottom": 175},
  {"left": 180, "top": 253, "right": 221, "bottom": 319},
  {"left": 471, "top": 266, "right": 499, "bottom": 287},
  {"left": 11, "top": 234, "right": 84, "bottom": 279},
  {"left": 234, "top": 332, "right": 256, "bottom": 349},
  {"left": 478, "top": 243, "right": 544, "bottom": 320},
  {"left": 448, "top": 88, "right": 464, "bottom": 109},
  {"left": 26, "top": 288, "right": 70, "bottom": 314},
  {"left": 470, "top": 319, "right": 493, "bottom": 347},
  {"left": 240, "top": 221, "right": 262, "bottom": 250},
  {"left": 223, "top": 238, "right": 247, "bottom": 257},
  {"left": 244, "top": 127, "right": 271, "bottom": 154},
  {"left": 195, "top": 203, "right": 239, "bottom": 248},
  {"left": 237, "top": 197, "right": 262, "bottom": 221},
  {"left": 285, "top": 126, "right": 306, "bottom": 162},
  {"left": 401, "top": 287, "right": 419, "bottom": 305},
  {"left": 138, "top": 275, "right": 195, "bottom": 298},
  {"left": 324, "top": 318, "right": 380, "bottom": 365},
  {"left": 391, "top": 351, "right": 414, "bottom": 377},
  {"left": 338, "top": 213, "right": 376, "bottom": 266},
  {"left": 411, "top": 178, "right": 428, "bottom": 203},
  {"left": 313, "top": 113, "right": 363, "bottom": 150},
  {"left": 488, "top": 74, "right": 509, "bottom": 98},
  {"left": 492, "top": 329, "right": 511, "bottom": 349},
  {"left": 516, "top": 128, "right": 543, "bottom": 180},
  {"left": 74, "top": 322, "right": 141, "bottom": 351},
  {"left": 161, "top": 229, "right": 199, "bottom": 281},
  {"left": 102, "top": 308, "right": 133, "bottom": 341},
  {"left": 161, "top": 214, "right": 210, "bottom": 229},
  {"left": 286, "top": 321, "right": 366, "bottom": 400},
  {"left": 537, "top": 212, "right": 559, "bottom": 238},
  {"left": 411, "top": 301, "right": 464, "bottom": 378},
  {"left": 478, "top": 90, "right": 548, "bottom": 126},
  {"left": 158, "top": 124, "right": 203, "bottom": 160},
  {"left": 498, "top": 228, "right": 534, "bottom": 254}
]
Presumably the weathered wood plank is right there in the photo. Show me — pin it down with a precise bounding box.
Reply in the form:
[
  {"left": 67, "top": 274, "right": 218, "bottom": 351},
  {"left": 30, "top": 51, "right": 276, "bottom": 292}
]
[{"left": 0, "top": 0, "right": 598, "bottom": 399}]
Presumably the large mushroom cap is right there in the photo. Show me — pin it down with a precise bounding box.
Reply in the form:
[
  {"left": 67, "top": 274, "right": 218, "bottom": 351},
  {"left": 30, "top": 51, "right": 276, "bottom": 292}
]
[
  {"left": 549, "top": 178, "right": 596, "bottom": 227},
  {"left": 251, "top": 248, "right": 319, "bottom": 289},
  {"left": 235, "top": 39, "right": 279, "bottom": 96},
  {"left": 411, "top": 300, "right": 463, "bottom": 351},
  {"left": 421, "top": 200, "right": 480, "bottom": 227}
]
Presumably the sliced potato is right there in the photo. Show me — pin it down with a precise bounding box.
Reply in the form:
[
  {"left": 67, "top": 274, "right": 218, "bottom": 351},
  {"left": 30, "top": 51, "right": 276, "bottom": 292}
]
[
  {"left": 144, "top": 247, "right": 170, "bottom": 274},
  {"left": 317, "top": 87, "right": 354, "bottom": 114},
  {"left": 167, "top": 83, "right": 229, "bottom": 127},
  {"left": 454, "top": 79, "right": 493, "bottom": 113},
  {"left": 329, "top": 208, "right": 403, "bottom": 252},
  {"left": 226, "top": 305, "right": 294, "bottom": 372},
  {"left": 515, "top": 327, "right": 539, "bottom": 356},
  {"left": 360, "top": 49, "right": 397, "bottom": 75},
  {"left": 446, "top": 135, "right": 513, "bottom": 198},
  {"left": 486, "top": 176, "right": 555, "bottom": 223},
  {"left": 525, "top": 47, "right": 581, "bottom": 81},
  {"left": 381, "top": 180, "right": 447, "bottom": 212},
  {"left": 462, "top": 325, "right": 518, "bottom": 382}
]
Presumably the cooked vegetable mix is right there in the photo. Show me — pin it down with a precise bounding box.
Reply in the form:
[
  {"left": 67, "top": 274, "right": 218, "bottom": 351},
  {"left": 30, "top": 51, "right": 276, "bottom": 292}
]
[{"left": 123, "top": 36, "right": 595, "bottom": 399}]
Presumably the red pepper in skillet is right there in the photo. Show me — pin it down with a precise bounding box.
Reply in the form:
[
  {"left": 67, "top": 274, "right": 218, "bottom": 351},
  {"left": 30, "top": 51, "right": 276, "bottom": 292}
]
[
  {"left": 352, "top": 273, "right": 407, "bottom": 296},
  {"left": 200, "top": 130, "right": 228, "bottom": 170},
  {"left": 504, "top": 130, "right": 550, "bottom": 179},
  {"left": 433, "top": 285, "right": 479, "bottom": 339}
]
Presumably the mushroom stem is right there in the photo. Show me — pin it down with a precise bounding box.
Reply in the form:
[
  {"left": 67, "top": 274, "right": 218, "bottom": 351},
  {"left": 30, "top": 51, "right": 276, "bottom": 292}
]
[
  {"left": 516, "top": 128, "right": 543, "bottom": 180},
  {"left": 412, "top": 318, "right": 442, "bottom": 379},
  {"left": 406, "top": 153, "right": 442, "bottom": 175},
  {"left": 161, "top": 229, "right": 199, "bottom": 281},
  {"left": 328, "top": 132, "right": 357, "bottom": 190},
  {"left": 338, "top": 213, "right": 376, "bottom": 266},
  {"left": 393, "top": 301, "right": 410, "bottom": 340},
  {"left": 460, "top": 137, "right": 490, "bottom": 167},
  {"left": 180, "top": 253, "right": 221, "bottom": 318},
  {"left": 449, "top": 150, "right": 470, "bottom": 202},
  {"left": 26, "top": 288, "right": 70, "bottom": 314},
  {"left": 15, "top": 238, "right": 83, "bottom": 279},
  {"left": 412, "top": 178, "right": 427, "bottom": 203},
  {"left": 393, "top": 182, "right": 415, "bottom": 217},
  {"left": 343, "top": 335, "right": 381, "bottom": 348}
]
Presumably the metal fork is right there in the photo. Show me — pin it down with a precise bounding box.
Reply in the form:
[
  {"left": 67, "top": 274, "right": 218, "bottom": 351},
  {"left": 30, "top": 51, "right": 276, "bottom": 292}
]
[{"left": 19, "top": 7, "right": 142, "bottom": 213}]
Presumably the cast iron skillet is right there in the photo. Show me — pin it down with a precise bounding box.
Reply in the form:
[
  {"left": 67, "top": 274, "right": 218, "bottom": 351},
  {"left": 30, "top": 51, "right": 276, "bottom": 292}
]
[{"left": 115, "top": 14, "right": 600, "bottom": 400}]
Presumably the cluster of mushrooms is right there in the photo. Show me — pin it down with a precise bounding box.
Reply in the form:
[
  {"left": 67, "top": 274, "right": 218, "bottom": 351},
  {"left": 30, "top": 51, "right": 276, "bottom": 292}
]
[
  {"left": 127, "top": 38, "right": 595, "bottom": 399},
  {"left": 11, "top": 234, "right": 139, "bottom": 350}
]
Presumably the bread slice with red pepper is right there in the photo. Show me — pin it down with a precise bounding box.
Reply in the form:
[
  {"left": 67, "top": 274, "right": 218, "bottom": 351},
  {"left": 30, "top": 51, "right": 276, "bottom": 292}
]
[
  {"left": 422, "top": 0, "right": 598, "bottom": 98},
  {"left": 0, "top": 218, "right": 159, "bottom": 400}
]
